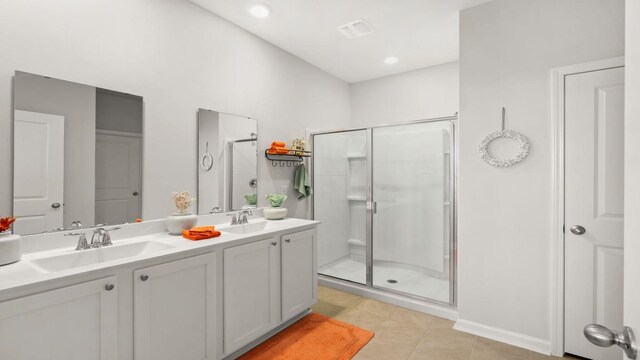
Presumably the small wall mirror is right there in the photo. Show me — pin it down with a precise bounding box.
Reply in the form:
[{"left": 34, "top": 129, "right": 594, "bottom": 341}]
[
  {"left": 12, "top": 71, "right": 144, "bottom": 235},
  {"left": 197, "top": 109, "right": 257, "bottom": 214}
]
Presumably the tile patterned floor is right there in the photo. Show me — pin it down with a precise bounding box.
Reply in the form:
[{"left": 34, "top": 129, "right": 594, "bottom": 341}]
[{"left": 312, "top": 286, "right": 581, "bottom": 360}]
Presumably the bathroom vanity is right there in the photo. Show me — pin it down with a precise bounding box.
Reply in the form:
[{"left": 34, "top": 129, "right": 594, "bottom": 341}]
[{"left": 0, "top": 214, "right": 318, "bottom": 360}]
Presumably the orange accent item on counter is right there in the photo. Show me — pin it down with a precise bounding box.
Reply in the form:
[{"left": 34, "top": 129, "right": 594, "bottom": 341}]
[
  {"left": 0, "top": 217, "right": 16, "bottom": 233},
  {"left": 135, "top": 218, "right": 143, "bottom": 223},
  {"left": 182, "top": 226, "right": 221, "bottom": 241}
]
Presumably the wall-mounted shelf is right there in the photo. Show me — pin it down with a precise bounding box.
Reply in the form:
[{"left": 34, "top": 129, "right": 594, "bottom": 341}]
[{"left": 264, "top": 149, "right": 311, "bottom": 167}]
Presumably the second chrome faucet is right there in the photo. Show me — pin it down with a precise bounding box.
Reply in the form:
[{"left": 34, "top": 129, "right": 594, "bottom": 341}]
[{"left": 66, "top": 226, "right": 120, "bottom": 251}]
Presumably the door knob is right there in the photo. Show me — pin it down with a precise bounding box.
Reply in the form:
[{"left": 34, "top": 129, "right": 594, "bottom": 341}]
[
  {"left": 570, "top": 225, "right": 586, "bottom": 235},
  {"left": 51, "top": 202, "right": 61, "bottom": 209},
  {"left": 584, "top": 324, "right": 637, "bottom": 359},
  {"left": 104, "top": 284, "right": 115, "bottom": 291},
  {"left": 140, "top": 274, "right": 149, "bottom": 281}
]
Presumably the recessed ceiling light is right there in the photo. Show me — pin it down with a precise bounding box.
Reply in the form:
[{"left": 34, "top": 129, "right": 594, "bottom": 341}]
[
  {"left": 249, "top": 4, "right": 270, "bottom": 18},
  {"left": 384, "top": 56, "right": 399, "bottom": 65}
]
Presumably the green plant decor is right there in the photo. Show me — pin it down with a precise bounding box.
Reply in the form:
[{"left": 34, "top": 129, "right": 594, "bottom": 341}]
[
  {"left": 266, "top": 194, "right": 287, "bottom": 208},
  {"left": 244, "top": 193, "right": 257, "bottom": 206}
]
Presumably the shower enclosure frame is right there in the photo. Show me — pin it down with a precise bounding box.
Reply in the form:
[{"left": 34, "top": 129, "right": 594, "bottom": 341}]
[{"left": 311, "top": 115, "right": 458, "bottom": 307}]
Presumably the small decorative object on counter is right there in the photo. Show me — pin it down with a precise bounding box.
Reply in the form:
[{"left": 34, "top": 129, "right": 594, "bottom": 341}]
[
  {"left": 165, "top": 191, "right": 198, "bottom": 235},
  {"left": 0, "top": 216, "right": 21, "bottom": 266},
  {"left": 264, "top": 194, "right": 288, "bottom": 220}
]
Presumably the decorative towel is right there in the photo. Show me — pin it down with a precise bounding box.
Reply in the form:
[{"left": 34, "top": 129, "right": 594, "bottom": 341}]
[
  {"left": 267, "top": 141, "right": 290, "bottom": 155},
  {"left": 182, "top": 226, "right": 221, "bottom": 241},
  {"left": 293, "top": 164, "right": 313, "bottom": 200}
]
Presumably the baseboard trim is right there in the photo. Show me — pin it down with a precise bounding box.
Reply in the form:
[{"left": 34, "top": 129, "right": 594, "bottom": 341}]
[{"left": 454, "top": 319, "right": 551, "bottom": 355}]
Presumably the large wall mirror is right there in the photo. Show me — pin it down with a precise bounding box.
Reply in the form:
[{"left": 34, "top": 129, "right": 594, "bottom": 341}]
[
  {"left": 197, "top": 109, "right": 257, "bottom": 214},
  {"left": 13, "top": 71, "right": 143, "bottom": 235}
]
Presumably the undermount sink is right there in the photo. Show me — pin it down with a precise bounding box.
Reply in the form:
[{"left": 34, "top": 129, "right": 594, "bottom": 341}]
[
  {"left": 31, "top": 241, "right": 174, "bottom": 273},
  {"left": 220, "top": 220, "right": 277, "bottom": 235}
]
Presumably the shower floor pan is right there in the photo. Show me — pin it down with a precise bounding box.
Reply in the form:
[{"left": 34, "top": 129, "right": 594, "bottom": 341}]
[{"left": 319, "top": 258, "right": 450, "bottom": 303}]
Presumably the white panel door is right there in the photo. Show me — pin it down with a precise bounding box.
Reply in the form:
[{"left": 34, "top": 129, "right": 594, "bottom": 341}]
[
  {"left": 0, "top": 277, "right": 117, "bottom": 360},
  {"left": 95, "top": 131, "right": 141, "bottom": 225},
  {"left": 13, "top": 110, "right": 64, "bottom": 234},
  {"left": 281, "top": 229, "right": 316, "bottom": 322},
  {"left": 134, "top": 253, "right": 216, "bottom": 360},
  {"left": 223, "top": 237, "right": 280, "bottom": 355},
  {"left": 565, "top": 66, "right": 625, "bottom": 359}
]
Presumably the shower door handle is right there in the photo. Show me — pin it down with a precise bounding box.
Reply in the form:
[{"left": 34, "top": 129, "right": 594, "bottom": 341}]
[{"left": 367, "top": 201, "right": 377, "bottom": 214}]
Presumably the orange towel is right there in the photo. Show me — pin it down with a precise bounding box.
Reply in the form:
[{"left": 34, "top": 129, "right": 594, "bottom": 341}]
[
  {"left": 182, "top": 226, "right": 221, "bottom": 241},
  {"left": 267, "top": 144, "right": 290, "bottom": 155},
  {"left": 271, "top": 141, "right": 286, "bottom": 148}
]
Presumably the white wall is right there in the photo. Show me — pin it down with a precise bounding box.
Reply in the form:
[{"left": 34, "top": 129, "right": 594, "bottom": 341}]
[
  {"left": 14, "top": 72, "right": 97, "bottom": 228},
  {"left": 349, "top": 62, "right": 459, "bottom": 127},
  {"left": 457, "top": 0, "right": 624, "bottom": 349},
  {"left": 0, "top": 0, "right": 350, "bottom": 223}
]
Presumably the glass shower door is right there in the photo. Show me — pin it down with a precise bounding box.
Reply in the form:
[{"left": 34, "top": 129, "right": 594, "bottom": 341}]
[
  {"left": 371, "top": 121, "right": 453, "bottom": 303},
  {"left": 314, "top": 130, "right": 368, "bottom": 284}
]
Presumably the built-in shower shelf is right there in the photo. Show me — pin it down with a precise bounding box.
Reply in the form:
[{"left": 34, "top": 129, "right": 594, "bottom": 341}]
[{"left": 347, "top": 196, "right": 366, "bottom": 201}]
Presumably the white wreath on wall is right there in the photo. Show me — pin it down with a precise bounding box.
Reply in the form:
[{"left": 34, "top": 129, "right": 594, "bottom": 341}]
[{"left": 478, "top": 129, "right": 531, "bottom": 167}]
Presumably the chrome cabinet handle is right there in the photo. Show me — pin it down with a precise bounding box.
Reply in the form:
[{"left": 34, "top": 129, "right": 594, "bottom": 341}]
[
  {"left": 51, "top": 202, "right": 61, "bottom": 209},
  {"left": 104, "top": 284, "right": 115, "bottom": 291},
  {"left": 271, "top": 242, "right": 277, "bottom": 246},
  {"left": 570, "top": 225, "right": 586, "bottom": 235},
  {"left": 140, "top": 274, "right": 149, "bottom": 281}
]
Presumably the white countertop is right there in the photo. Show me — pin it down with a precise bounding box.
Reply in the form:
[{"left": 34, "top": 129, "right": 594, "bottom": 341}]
[{"left": 0, "top": 216, "right": 319, "bottom": 299}]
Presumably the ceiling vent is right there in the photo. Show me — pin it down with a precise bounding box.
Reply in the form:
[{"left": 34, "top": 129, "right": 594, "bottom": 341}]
[{"left": 337, "top": 19, "right": 374, "bottom": 39}]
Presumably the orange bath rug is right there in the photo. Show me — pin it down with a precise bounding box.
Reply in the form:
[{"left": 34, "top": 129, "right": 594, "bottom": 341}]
[{"left": 239, "top": 313, "right": 374, "bottom": 360}]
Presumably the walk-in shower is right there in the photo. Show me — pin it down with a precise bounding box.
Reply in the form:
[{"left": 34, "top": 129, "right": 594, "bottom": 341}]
[{"left": 312, "top": 117, "right": 455, "bottom": 305}]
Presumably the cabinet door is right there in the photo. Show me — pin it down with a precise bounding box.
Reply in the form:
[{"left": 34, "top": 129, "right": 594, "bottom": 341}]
[
  {"left": 282, "top": 229, "right": 317, "bottom": 322},
  {"left": 224, "top": 237, "right": 280, "bottom": 354},
  {"left": 0, "top": 277, "right": 118, "bottom": 360},
  {"left": 134, "top": 253, "right": 216, "bottom": 360}
]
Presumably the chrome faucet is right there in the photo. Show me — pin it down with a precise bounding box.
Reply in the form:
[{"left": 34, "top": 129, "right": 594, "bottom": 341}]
[
  {"left": 227, "top": 212, "right": 239, "bottom": 225},
  {"left": 70, "top": 220, "right": 83, "bottom": 229},
  {"left": 65, "top": 232, "right": 90, "bottom": 250},
  {"left": 237, "top": 210, "right": 252, "bottom": 225},
  {"left": 210, "top": 206, "right": 223, "bottom": 214},
  {"left": 90, "top": 227, "right": 120, "bottom": 248}
]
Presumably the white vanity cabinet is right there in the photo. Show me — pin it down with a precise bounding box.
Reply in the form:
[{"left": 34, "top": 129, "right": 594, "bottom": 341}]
[
  {"left": 133, "top": 253, "right": 217, "bottom": 360},
  {"left": 223, "top": 236, "right": 281, "bottom": 354},
  {"left": 222, "top": 228, "right": 317, "bottom": 356},
  {"left": 281, "top": 229, "right": 317, "bottom": 322},
  {"left": 0, "top": 276, "right": 118, "bottom": 360}
]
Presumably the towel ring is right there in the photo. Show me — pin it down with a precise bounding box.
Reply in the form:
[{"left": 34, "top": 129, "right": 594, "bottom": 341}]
[{"left": 201, "top": 141, "right": 214, "bottom": 171}]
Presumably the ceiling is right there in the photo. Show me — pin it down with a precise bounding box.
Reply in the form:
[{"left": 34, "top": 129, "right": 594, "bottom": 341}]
[{"left": 189, "top": 0, "right": 493, "bottom": 83}]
